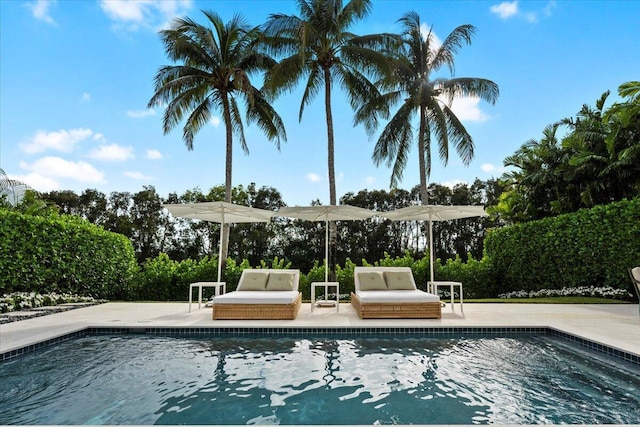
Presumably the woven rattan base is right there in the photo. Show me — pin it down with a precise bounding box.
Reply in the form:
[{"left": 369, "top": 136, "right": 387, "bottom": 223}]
[
  {"left": 350, "top": 292, "right": 442, "bottom": 319},
  {"left": 213, "top": 293, "right": 302, "bottom": 320}
]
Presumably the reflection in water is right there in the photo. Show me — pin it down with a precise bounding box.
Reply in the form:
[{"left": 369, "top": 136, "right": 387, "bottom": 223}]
[{"left": 0, "top": 335, "right": 638, "bottom": 425}]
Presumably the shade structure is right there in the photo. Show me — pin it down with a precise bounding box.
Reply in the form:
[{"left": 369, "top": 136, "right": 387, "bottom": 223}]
[
  {"left": 164, "top": 201, "right": 275, "bottom": 282},
  {"left": 277, "top": 205, "right": 377, "bottom": 282},
  {"left": 381, "top": 205, "right": 487, "bottom": 283}
]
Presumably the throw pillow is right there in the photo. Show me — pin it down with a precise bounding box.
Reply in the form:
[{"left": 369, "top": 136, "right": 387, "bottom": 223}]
[
  {"left": 384, "top": 271, "right": 415, "bottom": 290},
  {"left": 358, "top": 271, "right": 387, "bottom": 290},
  {"left": 266, "top": 272, "right": 295, "bottom": 291},
  {"left": 237, "top": 270, "right": 269, "bottom": 291}
]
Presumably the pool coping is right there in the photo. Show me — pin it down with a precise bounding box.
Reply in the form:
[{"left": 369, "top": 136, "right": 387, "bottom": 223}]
[{"left": 2, "top": 325, "right": 639, "bottom": 366}]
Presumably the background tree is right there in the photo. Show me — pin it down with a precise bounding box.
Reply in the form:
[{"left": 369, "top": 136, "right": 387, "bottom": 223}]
[{"left": 148, "top": 10, "right": 286, "bottom": 277}]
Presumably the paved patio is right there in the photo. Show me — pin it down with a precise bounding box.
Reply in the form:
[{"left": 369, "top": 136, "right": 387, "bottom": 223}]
[{"left": 1, "top": 301, "right": 639, "bottom": 357}]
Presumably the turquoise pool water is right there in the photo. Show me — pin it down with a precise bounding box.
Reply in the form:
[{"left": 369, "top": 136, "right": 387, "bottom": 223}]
[{"left": 0, "top": 334, "right": 638, "bottom": 425}]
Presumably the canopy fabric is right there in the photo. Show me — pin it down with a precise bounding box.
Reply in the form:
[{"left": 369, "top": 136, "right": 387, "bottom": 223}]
[
  {"left": 277, "top": 205, "right": 377, "bottom": 283},
  {"left": 164, "top": 201, "right": 274, "bottom": 224},
  {"left": 381, "top": 205, "right": 487, "bottom": 222},
  {"left": 277, "top": 204, "right": 378, "bottom": 222},
  {"left": 381, "top": 205, "right": 487, "bottom": 284},
  {"left": 164, "top": 201, "right": 275, "bottom": 282}
]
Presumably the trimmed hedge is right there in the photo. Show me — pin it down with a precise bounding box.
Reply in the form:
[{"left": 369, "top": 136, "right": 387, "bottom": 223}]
[
  {"left": 484, "top": 198, "right": 640, "bottom": 296},
  {"left": 0, "top": 209, "right": 137, "bottom": 299}
]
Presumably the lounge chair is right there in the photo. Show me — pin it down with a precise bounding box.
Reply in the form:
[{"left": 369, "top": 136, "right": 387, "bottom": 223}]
[
  {"left": 629, "top": 267, "right": 640, "bottom": 315},
  {"left": 350, "top": 266, "right": 442, "bottom": 319},
  {"left": 211, "top": 269, "right": 301, "bottom": 320}
]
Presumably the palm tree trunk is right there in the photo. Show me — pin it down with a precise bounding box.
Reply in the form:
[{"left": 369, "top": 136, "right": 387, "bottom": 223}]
[
  {"left": 418, "top": 107, "right": 429, "bottom": 206},
  {"left": 324, "top": 66, "right": 338, "bottom": 281},
  {"left": 220, "top": 93, "right": 233, "bottom": 279}
]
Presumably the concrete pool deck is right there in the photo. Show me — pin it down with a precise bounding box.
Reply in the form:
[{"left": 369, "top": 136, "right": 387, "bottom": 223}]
[{"left": 1, "top": 301, "right": 639, "bottom": 357}]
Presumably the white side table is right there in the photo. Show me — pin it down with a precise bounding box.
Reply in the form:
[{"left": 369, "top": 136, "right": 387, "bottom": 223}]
[
  {"left": 189, "top": 282, "right": 226, "bottom": 312},
  {"left": 428, "top": 281, "right": 463, "bottom": 312},
  {"left": 311, "top": 282, "right": 340, "bottom": 312}
]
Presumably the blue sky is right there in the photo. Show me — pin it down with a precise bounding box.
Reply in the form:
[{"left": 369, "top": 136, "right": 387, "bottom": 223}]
[{"left": 1, "top": 0, "right": 638, "bottom": 206}]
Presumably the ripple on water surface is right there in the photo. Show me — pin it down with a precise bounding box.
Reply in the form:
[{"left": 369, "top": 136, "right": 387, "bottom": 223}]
[{"left": 0, "top": 334, "right": 638, "bottom": 425}]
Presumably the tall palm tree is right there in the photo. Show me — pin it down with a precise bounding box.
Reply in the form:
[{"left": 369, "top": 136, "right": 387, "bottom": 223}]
[
  {"left": 261, "top": 0, "right": 395, "bottom": 279},
  {"left": 263, "top": 0, "right": 393, "bottom": 207},
  {"left": 148, "top": 11, "right": 286, "bottom": 270},
  {"left": 360, "top": 12, "right": 499, "bottom": 206}
]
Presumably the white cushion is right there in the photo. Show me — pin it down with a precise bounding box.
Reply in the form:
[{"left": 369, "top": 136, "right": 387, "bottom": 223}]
[
  {"left": 212, "top": 291, "right": 299, "bottom": 305},
  {"left": 358, "top": 271, "right": 387, "bottom": 290},
  {"left": 356, "top": 290, "right": 439, "bottom": 303},
  {"left": 237, "top": 270, "right": 269, "bottom": 291},
  {"left": 266, "top": 272, "right": 295, "bottom": 291},
  {"left": 384, "top": 271, "right": 416, "bottom": 290}
]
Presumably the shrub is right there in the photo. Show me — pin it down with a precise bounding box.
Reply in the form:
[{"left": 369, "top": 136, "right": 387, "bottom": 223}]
[{"left": 0, "top": 209, "right": 137, "bottom": 299}]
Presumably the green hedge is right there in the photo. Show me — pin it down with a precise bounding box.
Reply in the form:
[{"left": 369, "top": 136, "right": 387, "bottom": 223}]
[
  {"left": 0, "top": 209, "right": 137, "bottom": 299},
  {"left": 484, "top": 198, "right": 640, "bottom": 296}
]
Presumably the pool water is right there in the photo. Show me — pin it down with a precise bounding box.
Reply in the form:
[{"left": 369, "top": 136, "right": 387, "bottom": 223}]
[{"left": 0, "top": 334, "right": 638, "bottom": 425}]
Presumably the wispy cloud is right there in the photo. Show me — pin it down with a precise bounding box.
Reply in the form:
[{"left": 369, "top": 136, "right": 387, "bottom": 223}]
[
  {"left": 81, "top": 92, "right": 91, "bottom": 102},
  {"left": 490, "top": 1, "right": 555, "bottom": 23},
  {"left": 10, "top": 171, "right": 59, "bottom": 192},
  {"left": 26, "top": 0, "right": 56, "bottom": 25},
  {"left": 365, "top": 176, "right": 376, "bottom": 185},
  {"left": 146, "top": 149, "right": 163, "bottom": 160},
  {"left": 88, "top": 144, "right": 134, "bottom": 162},
  {"left": 99, "top": 0, "right": 193, "bottom": 31},
  {"left": 127, "top": 108, "right": 156, "bottom": 118},
  {"left": 211, "top": 116, "right": 221, "bottom": 127},
  {"left": 124, "top": 171, "right": 152, "bottom": 180},
  {"left": 490, "top": 1, "right": 519, "bottom": 19},
  {"left": 20, "top": 128, "right": 94, "bottom": 154},
  {"left": 306, "top": 173, "right": 321, "bottom": 183}
]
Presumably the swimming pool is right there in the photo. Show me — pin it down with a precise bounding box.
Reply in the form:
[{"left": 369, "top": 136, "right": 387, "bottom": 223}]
[
  {"left": 1, "top": 331, "right": 638, "bottom": 425},
  {"left": 0, "top": 333, "right": 640, "bottom": 425}
]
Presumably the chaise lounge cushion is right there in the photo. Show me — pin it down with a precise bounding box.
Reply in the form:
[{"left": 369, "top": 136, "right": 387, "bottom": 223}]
[
  {"left": 236, "top": 270, "right": 269, "bottom": 291},
  {"left": 384, "top": 271, "right": 416, "bottom": 290},
  {"left": 358, "top": 271, "right": 388, "bottom": 290},
  {"left": 212, "top": 290, "right": 300, "bottom": 305},
  {"left": 356, "top": 290, "right": 440, "bottom": 303},
  {"left": 266, "top": 272, "right": 296, "bottom": 291}
]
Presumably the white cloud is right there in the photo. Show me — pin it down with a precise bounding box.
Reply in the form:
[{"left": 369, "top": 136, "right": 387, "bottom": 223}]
[
  {"left": 440, "top": 179, "right": 466, "bottom": 189},
  {"left": 20, "top": 128, "right": 94, "bottom": 154},
  {"left": 365, "top": 176, "right": 376, "bottom": 185},
  {"left": 9, "top": 172, "right": 58, "bottom": 192},
  {"left": 99, "top": 0, "right": 193, "bottom": 31},
  {"left": 481, "top": 163, "right": 496, "bottom": 173},
  {"left": 88, "top": 144, "right": 134, "bottom": 161},
  {"left": 20, "top": 157, "right": 105, "bottom": 184},
  {"left": 306, "top": 173, "right": 321, "bottom": 183},
  {"left": 490, "top": 1, "right": 554, "bottom": 23},
  {"left": 146, "top": 149, "right": 163, "bottom": 160},
  {"left": 124, "top": 171, "right": 152, "bottom": 180},
  {"left": 448, "top": 97, "right": 491, "bottom": 123},
  {"left": 26, "top": 0, "right": 56, "bottom": 25},
  {"left": 419, "top": 23, "right": 442, "bottom": 51},
  {"left": 490, "top": 1, "right": 519, "bottom": 19},
  {"left": 211, "top": 116, "right": 221, "bottom": 127},
  {"left": 127, "top": 108, "right": 156, "bottom": 118},
  {"left": 82, "top": 92, "right": 91, "bottom": 102}
]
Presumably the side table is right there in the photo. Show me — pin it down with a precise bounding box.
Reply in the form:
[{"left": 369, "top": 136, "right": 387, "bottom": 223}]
[
  {"left": 428, "top": 281, "right": 463, "bottom": 312},
  {"left": 189, "top": 282, "right": 226, "bottom": 312},
  {"left": 310, "top": 282, "right": 340, "bottom": 313}
]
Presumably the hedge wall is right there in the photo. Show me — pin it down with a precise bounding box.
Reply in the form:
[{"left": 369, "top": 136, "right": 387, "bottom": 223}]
[
  {"left": 0, "top": 209, "right": 137, "bottom": 299},
  {"left": 484, "top": 198, "right": 640, "bottom": 295}
]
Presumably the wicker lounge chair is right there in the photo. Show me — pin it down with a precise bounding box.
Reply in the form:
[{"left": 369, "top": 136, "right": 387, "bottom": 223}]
[
  {"left": 211, "top": 269, "right": 301, "bottom": 320},
  {"left": 350, "top": 266, "right": 441, "bottom": 319}
]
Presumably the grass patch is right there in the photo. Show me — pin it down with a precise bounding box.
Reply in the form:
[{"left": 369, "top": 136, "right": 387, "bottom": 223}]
[{"left": 465, "top": 297, "right": 631, "bottom": 304}]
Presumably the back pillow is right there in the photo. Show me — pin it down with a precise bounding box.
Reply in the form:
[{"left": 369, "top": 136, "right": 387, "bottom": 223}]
[{"left": 358, "top": 271, "right": 387, "bottom": 290}]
